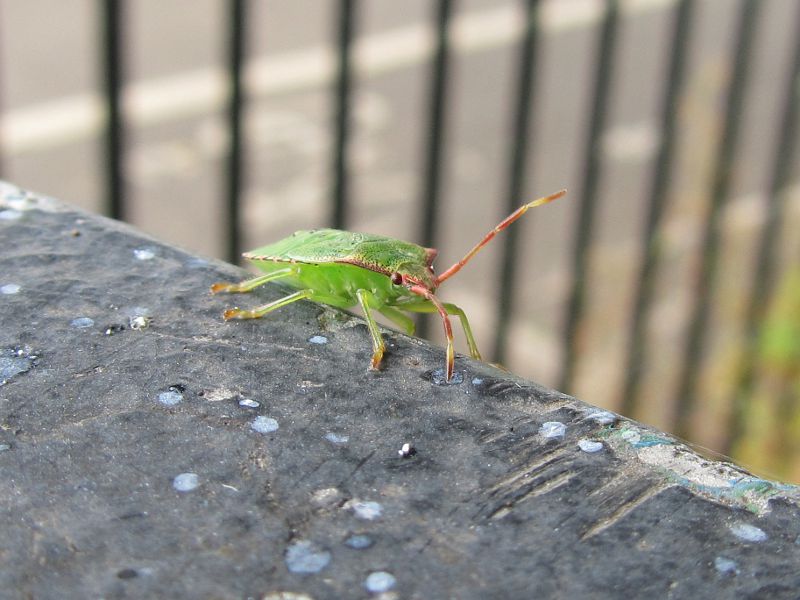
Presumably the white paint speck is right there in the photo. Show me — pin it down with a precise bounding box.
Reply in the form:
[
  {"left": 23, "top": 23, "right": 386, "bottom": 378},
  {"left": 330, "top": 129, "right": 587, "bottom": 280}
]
[
  {"left": 204, "top": 388, "right": 235, "bottom": 403},
  {"left": 157, "top": 390, "right": 183, "bottom": 406},
  {"left": 284, "top": 540, "right": 331, "bottom": 574},
  {"left": 129, "top": 315, "right": 151, "bottom": 330},
  {"left": 70, "top": 317, "right": 95, "bottom": 329},
  {"left": 311, "top": 487, "right": 343, "bottom": 508},
  {"left": 729, "top": 523, "right": 767, "bottom": 543},
  {"left": 239, "top": 398, "right": 260, "bottom": 408},
  {"left": 540, "top": 421, "right": 566, "bottom": 439},
  {"left": 585, "top": 410, "right": 617, "bottom": 425},
  {"left": 133, "top": 247, "right": 156, "bottom": 261},
  {"left": 1, "top": 284, "right": 20, "bottom": 295},
  {"left": 398, "top": 442, "right": 416, "bottom": 457},
  {"left": 621, "top": 429, "right": 642, "bottom": 445},
  {"left": 0, "top": 444, "right": 10, "bottom": 452},
  {"left": 348, "top": 500, "right": 383, "bottom": 520},
  {"left": 364, "top": 571, "right": 396, "bottom": 593},
  {"left": 251, "top": 416, "right": 279, "bottom": 434},
  {"left": 578, "top": 439, "right": 603, "bottom": 453},
  {"left": 308, "top": 335, "right": 328, "bottom": 345},
  {"left": 325, "top": 432, "right": 349, "bottom": 444},
  {"left": 0, "top": 210, "right": 22, "bottom": 221},
  {"left": 714, "top": 556, "right": 739, "bottom": 575},
  {"left": 173, "top": 472, "right": 199, "bottom": 492},
  {"left": 471, "top": 377, "right": 484, "bottom": 385}
]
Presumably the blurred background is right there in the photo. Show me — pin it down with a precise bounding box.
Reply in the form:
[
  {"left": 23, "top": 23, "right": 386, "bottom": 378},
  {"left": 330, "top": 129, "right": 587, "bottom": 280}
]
[{"left": 1, "top": 0, "right": 799, "bottom": 482}]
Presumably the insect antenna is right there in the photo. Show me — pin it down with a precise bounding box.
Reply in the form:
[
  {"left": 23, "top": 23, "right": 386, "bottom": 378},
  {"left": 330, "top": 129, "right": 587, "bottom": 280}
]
[{"left": 434, "top": 189, "right": 566, "bottom": 285}]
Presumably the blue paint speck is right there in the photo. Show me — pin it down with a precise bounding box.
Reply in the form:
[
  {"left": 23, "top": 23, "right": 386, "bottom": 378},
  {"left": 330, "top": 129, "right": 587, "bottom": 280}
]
[
  {"left": 431, "top": 368, "right": 464, "bottom": 385},
  {"left": 133, "top": 247, "right": 156, "bottom": 261},
  {"left": 540, "top": 421, "right": 566, "bottom": 439},
  {"left": 729, "top": 523, "right": 767, "bottom": 543},
  {"left": 714, "top": 556, "right": 739, "bottom": 575},
  {"left": 285, "top": 540, "right": 331, "bottom": 574},
  {"left": 308, "top": 335, "right": 328, "bottom": 345},
  {"left": 325, "top": 432, "right": 349, "bottom": 444},
  {"left": 71, "top": 317, "right": 95, "bottom": 329},
  {"left": 344, "top": 534, "right": 373, "bottom": 549},
  {"left": 238, "top": 398, "right": 260, "bottom": 408},
  {"left": 251, "top": 416, "right": 279, "bottom": 434},
  {"left": 0, "top": 444, "right": 10, "bottom": 452},
  {"left": 173, "top": 472, "right": 199, "bottom": 492},
  {"left": 1, "top": 284, "right": 20, "bottom": 295},
  {"left": 157, "top": 390, "right": 183, "bottom": 406},
  {"left": 364, "top": 571, "right": 396, "bottom": 593},
  {"left": 471, "top": 377, "right": 483, "bottom": 385},
  {"left": 0, "top": 209, "right": 22, "bottom": 221},
  {"left": 578, "top": 439, "right": 603, "bottom": 453},
  {"left": 349, "top": 500, "right": 383, "bottom": 520},
  {"left": 0, "top": 350, "right": 34, "bottom": 384}
]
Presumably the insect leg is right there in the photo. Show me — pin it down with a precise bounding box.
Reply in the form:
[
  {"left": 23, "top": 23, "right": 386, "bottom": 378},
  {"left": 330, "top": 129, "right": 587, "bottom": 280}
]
[
  {"left": 405, "top": 288, "right": 456, "bottom": 381},
  {"left": 224, "top": 289, "right": 312, "bottom": 320},
  {"left": 211, "top": 266, "right": 297, "bottom": 294},
  {"left": 442, "top": 303, "right": 481, "bottom": 361},
  {"left": 400, "top": 302, "right": 480, "bottom": 360},
  {"left": 356, "top": 289, "right": 386, "bottom": 371},
  {"left": 378, "top": 306, "right": 416, "bottom": 336}
]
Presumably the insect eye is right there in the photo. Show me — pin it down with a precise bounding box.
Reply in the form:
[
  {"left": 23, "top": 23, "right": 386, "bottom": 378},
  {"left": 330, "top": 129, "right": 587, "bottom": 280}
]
[{"left": 390, "top": 272, "right": 403, "bottom": 286}]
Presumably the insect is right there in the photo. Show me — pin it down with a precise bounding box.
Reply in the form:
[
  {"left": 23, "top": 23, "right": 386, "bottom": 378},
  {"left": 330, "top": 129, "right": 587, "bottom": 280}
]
[{"left": 212, "top": 190, "right": 565, "bottom": 382}]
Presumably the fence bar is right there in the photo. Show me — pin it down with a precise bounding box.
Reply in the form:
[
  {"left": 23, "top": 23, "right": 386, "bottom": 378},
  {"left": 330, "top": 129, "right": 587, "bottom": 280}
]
[
  {"left": 619, "top": 0, "right": 695, "bottom": 417},
  {"left": 725, "top": 7, "right": 800, "bottom": 455},
  {"left": 225, "top": 0, "right": 246, "bottom": 263},
  {"left": 492, "top": 0, "right": 541, "bottom": 362},
  {"left": 101, "top": 0, "right": 125, "bottom": 220},
  {"left": 673, "top": 0, "right": 761, "bottom": 439},
  {"left": 331, "top": 0, "right": 356, "bottom": 230},
  {"left": 417, "top": 0, "right": 453, "bottom": 340},
  {"left": 558, "top": 0, "right": 620, "bottom": 392}
]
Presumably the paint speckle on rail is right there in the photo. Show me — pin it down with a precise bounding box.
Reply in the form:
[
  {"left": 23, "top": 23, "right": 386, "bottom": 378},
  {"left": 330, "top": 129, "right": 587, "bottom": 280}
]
[
  {"left": 325, "top": 432, "right": 349, "bottom": 444},
  {"left": 540, "top": 421, "right": 566, "bottom": 439},
  {"left": 284, "top": 540, "right": 331, "bottom": 574},
  {"left": 157, "top": 390, "right": 183, "bottom": 406},
  {"left": 251, "top": 416, "right": 279, "bottom": 434},
  {"left": 173, "top": 473, "right": 199, "bottom": 492},
  {"left": 578, "top": 439, "right": 603, "bottom": 453},
  {"left": 133, "top": 247, "right": 157, "bottom": 261},
  {"left": 714, "top": 556, "right": 739, "bottom": 576},
  {"left": 70, "top": 317, "right": 95, "bottom": 329},
  {"left": 364, "top": 571, "right": 396, "bottom": 593},
  {"left": 347, "top": 500, "right": 383, "bottom": 520},
  {"left": 729, "top": 523, "right": 767, "bottom": 543}
]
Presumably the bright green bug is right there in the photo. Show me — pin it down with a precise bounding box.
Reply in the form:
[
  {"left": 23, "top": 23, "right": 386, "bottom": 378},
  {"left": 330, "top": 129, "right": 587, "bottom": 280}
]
[{"left": 212, "top": 189, "right": 565, "bottom": 382}]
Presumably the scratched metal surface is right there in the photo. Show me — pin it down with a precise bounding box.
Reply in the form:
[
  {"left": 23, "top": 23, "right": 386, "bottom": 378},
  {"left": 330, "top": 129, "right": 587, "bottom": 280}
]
[{"left": 1, "top": 183, "right": 799, "bottom": 599}]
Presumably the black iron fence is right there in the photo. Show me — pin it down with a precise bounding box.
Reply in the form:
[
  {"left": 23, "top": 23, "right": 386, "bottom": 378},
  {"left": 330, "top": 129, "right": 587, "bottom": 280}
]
[{"left": 2, "top": 0, "right": 799, "bottom": 479}]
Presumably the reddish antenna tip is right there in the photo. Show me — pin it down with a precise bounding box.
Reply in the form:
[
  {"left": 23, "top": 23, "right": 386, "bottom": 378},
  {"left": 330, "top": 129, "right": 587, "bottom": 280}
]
[{"left": 434, "top": 189, "right": 566, "bottom": 286}]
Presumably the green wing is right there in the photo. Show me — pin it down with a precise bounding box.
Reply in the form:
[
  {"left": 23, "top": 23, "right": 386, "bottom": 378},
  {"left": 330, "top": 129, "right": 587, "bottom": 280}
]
[{"left": 244, "top": 229, "right": 429, "bottom": 274}]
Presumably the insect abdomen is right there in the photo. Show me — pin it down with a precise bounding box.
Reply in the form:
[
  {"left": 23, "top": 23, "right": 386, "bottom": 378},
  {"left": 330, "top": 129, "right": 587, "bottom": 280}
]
[{"left": 251, "top": 259, "right": 401, "bottom": 307}]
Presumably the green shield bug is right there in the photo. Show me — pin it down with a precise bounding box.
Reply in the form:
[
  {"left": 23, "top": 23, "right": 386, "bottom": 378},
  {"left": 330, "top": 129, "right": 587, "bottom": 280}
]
[{"left": 212, "top": 189, "right": 565, "bottom": 382}]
